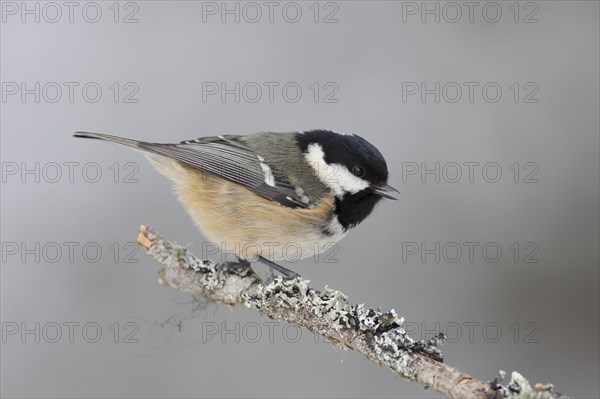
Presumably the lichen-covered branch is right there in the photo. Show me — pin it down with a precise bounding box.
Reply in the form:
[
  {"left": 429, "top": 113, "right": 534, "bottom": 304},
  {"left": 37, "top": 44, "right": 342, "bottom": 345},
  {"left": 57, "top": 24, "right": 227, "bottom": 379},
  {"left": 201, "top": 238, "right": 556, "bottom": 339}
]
[{"left": 136, "top": 225, "right": 567, "bottom": 399}]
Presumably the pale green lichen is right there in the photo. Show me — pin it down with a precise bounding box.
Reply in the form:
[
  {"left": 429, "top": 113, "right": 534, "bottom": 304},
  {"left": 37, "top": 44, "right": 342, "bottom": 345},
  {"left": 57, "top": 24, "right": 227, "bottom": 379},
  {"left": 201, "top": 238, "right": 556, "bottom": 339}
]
[
  {"left": 490, "top": 371, "right": 568, "bottom": 399},
  {"left": 148, "top": 238, "right": 225, "bottom": 290},
  {"left": 241, "top": 276, "right": 444, "bottom": 365}
]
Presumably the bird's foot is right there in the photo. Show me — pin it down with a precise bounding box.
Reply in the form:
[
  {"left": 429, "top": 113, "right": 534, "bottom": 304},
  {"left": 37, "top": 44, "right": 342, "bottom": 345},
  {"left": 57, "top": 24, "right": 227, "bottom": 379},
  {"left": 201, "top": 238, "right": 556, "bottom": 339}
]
[
  {"left": 216, "top": 259, "right": 251, "bottom": 275},
  {"left": 257, "top": 256, "right": 301, "bottom": 287}
]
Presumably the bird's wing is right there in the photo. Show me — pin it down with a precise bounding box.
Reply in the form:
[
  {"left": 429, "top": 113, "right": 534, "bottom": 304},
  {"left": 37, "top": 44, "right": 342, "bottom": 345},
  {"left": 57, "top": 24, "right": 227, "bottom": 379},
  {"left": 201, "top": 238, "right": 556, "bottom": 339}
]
[{"left": 140, "top": 135, "right": 309, "bottom": 208}]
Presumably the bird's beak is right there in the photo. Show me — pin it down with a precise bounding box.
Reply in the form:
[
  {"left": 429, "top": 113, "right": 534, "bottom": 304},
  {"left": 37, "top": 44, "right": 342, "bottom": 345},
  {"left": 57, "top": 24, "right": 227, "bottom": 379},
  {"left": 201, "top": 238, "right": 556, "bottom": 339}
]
[{"left": 371, "top": 183, "right": 400, "bottom": 200}]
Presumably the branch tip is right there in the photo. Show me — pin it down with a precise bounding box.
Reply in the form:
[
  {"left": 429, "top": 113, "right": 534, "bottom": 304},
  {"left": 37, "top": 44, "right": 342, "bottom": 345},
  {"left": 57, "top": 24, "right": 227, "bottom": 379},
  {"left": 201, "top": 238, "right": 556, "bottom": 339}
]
[{"left": 137, "top": 224, "right": 155, "bottom": 250}]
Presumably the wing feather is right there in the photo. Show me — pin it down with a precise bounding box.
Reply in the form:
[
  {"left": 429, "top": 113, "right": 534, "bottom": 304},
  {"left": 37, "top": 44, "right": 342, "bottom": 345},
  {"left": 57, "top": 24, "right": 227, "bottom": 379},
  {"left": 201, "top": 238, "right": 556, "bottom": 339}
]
[{"left": 138, "top": 136, "right": 308, "bottom": 208}]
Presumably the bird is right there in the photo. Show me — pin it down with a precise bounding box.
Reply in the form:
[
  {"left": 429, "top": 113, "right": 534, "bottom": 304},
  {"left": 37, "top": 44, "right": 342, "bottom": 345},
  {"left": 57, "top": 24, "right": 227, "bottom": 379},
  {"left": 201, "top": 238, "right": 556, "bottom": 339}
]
[{"left": 73, "top": 130, "right": 399, "bottom": 278}]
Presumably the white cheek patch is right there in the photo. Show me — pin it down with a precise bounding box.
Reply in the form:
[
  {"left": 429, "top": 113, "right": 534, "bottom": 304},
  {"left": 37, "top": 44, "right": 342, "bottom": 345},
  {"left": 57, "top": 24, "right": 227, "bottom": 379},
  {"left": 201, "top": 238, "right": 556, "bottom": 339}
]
[
  {"left": 304, "top": 143, "right": 369, "bottom": 196},
  {"left": 333, "top": 164, "right": 370, "bottom": 194}
]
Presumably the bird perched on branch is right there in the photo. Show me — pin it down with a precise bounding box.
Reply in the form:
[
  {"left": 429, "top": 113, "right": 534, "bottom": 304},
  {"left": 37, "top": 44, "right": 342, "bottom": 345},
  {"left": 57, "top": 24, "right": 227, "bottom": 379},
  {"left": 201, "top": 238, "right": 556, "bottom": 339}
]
[{"left": 74, "top": 130, "right": 398, "bottom": 278}]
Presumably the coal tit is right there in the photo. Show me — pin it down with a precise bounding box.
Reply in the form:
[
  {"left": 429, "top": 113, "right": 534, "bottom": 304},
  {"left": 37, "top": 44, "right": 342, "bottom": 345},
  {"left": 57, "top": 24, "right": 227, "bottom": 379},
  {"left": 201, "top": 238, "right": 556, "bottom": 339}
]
[{"left": 74, "top": 130, "right": 399, "bottom": 278}]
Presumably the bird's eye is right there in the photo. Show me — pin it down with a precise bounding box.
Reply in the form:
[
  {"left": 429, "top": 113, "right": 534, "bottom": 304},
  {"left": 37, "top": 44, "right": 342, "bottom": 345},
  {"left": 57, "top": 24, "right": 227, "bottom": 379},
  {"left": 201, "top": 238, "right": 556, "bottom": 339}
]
[{"left": 351, "top": 165, "right": 365, "bottom": 177}]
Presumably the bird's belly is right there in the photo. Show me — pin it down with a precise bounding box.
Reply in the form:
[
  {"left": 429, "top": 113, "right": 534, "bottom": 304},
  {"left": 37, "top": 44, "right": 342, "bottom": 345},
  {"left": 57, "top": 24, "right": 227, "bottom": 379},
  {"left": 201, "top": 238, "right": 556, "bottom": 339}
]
[{"left": 173, "top": 168, "right": 345, "bottom": 262}]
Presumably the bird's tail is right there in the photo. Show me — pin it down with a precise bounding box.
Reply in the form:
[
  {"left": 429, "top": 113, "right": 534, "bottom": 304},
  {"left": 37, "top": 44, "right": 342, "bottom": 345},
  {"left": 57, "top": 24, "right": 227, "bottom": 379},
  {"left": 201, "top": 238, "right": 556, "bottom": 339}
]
[
  {"left": 73, "top": 131, "right": 147, "bottom": 150},
  {"left": 73, "top": 131, "right": 186, "bottom": 181}
]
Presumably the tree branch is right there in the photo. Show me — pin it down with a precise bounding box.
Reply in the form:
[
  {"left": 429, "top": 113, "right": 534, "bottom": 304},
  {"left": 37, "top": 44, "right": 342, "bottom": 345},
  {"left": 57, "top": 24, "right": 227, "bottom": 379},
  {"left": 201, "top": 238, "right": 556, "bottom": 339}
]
[{"left": 136, "top": 225, "right": 567, "bottom": 399}]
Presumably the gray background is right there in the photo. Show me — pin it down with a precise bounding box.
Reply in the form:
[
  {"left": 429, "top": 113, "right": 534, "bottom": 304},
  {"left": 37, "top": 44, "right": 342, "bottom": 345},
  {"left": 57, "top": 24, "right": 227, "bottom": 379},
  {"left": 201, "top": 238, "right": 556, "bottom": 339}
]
[{"left": 1, "top": 1, "right": 598, "bottom": 398}]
